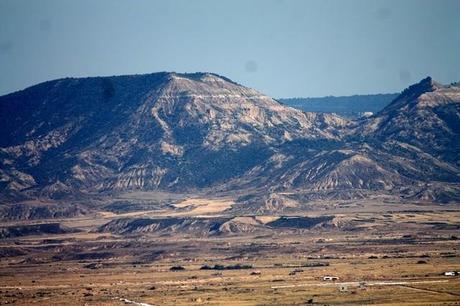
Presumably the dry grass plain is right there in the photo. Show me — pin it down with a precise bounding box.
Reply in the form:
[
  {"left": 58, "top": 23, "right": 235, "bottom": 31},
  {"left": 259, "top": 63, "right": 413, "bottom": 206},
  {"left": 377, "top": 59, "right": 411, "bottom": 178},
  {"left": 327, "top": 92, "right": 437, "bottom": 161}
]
[{"left": 0, "top": 199, "right": 459, "bottom": 305}]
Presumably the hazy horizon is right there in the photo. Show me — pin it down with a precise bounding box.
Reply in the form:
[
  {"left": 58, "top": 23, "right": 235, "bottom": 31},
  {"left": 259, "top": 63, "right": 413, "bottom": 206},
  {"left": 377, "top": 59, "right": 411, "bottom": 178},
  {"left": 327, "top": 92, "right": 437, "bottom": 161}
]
[{"left": 1, "top": 0, "right": 459, "bottom": 98}]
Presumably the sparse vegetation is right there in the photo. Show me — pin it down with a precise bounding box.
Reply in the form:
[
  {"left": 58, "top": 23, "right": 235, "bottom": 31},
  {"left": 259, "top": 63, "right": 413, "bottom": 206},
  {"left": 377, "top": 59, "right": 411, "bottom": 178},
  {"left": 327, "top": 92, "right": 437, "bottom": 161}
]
[
  {"left": 302, "top": 262, "right": 330, "bottom": 267},
  {"left": 200, "top": 264, "right": 253, "bottom": 270},
  {"left": 170, "top": 265, "right": 185, "bottom": 271}
]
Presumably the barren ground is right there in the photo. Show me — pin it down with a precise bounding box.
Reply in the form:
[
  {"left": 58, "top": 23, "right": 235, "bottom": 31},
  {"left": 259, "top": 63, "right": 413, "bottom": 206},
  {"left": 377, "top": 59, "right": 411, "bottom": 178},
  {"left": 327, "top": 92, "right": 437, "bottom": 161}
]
[{"left": 0, "top": 197, "right": 459, "bottom": 305}]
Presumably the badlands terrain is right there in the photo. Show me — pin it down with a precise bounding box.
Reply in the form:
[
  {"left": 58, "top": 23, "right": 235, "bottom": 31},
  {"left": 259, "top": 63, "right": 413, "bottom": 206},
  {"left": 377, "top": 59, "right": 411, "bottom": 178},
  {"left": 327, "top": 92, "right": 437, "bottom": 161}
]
[{"left": 0, "top": 72, "right": 459, "bottom": 305}]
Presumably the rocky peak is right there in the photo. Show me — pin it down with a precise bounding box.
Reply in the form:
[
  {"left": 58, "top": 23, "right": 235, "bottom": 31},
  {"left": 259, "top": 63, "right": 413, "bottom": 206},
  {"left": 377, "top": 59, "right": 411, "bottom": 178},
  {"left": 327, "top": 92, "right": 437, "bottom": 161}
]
[
  {"left": 400, "top": 76, "right": 442, "bottom": 97},
  {"left": 380, "top": 77, "right": 443, "bottom": 114}
]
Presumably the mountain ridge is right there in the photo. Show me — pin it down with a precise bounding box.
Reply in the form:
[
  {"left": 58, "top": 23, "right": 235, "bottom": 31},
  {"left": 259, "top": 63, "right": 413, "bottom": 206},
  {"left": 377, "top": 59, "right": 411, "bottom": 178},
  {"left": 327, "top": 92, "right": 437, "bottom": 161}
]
[
  {"left": 0, "top": 72, "right": 345, "bottom": 200},
  {"left": 0, "top": 72, "right": 459, "bottom": 209}
]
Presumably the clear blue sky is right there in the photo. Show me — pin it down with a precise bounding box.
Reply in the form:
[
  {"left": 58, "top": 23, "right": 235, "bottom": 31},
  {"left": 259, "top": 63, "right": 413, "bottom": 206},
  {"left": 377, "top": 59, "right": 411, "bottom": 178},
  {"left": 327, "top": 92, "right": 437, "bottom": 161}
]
[{"left": 0, "top": 0, "right": 459, "bottom": 97}]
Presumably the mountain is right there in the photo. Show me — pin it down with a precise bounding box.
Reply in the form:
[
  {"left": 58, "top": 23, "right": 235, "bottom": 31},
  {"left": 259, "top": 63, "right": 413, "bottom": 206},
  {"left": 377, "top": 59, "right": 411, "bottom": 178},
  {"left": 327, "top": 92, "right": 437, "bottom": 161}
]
[
  {"left": 357, "top": 77, "right": 460, "bottom": 165},
  {"left": 275, "top": 78, "right": 460, "bottom": 202},
  {"left": 278, "top": 93, "right": 398, "bottom": 118},
  {"left": 0, "top": 72, "right": 346, "bottom": 200},
  {"left": 0, "top": 73, "right": 459, "bottom": 209},
  {"left": 224, "top": 77, "right": 460, "bottom": 206}
]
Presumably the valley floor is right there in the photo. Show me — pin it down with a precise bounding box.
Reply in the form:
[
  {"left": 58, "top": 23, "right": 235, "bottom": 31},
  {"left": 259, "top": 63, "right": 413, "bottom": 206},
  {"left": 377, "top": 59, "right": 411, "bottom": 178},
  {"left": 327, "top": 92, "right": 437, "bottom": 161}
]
[{"left": 0, "top": 200, "right": 459, "bottom": 305}]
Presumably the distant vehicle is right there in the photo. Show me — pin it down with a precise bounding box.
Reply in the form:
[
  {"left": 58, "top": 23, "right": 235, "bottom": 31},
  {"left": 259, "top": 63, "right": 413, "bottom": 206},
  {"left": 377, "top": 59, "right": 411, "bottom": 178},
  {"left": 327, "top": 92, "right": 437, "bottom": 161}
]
[
  {"left": 250, "top": 270, "right": 262, "bottom": 275},
  {"left": 323, "top": 276, "right": 339, "bottom": 281},
  {"left": 444, "top": 271, "right": 459, "bottom": 276}
]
